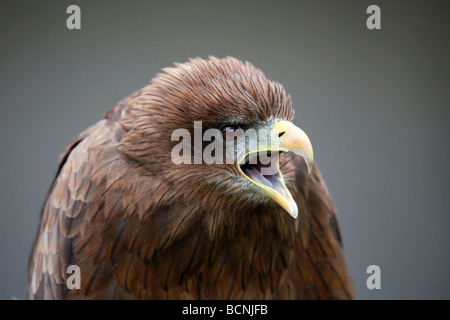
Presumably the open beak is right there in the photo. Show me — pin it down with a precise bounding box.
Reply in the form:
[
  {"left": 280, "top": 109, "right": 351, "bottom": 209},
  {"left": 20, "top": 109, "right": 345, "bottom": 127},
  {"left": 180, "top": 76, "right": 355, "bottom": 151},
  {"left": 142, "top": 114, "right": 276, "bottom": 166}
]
[{"left": 237, "top": 121, "right": 314, "bottom": 218}]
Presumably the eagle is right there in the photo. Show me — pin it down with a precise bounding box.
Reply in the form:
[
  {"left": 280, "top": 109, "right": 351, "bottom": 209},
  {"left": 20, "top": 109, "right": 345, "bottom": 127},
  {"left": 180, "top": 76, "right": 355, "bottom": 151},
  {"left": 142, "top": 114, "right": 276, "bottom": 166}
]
[{"left": 27, "top": 56, "right": 355, "bottom": 299}]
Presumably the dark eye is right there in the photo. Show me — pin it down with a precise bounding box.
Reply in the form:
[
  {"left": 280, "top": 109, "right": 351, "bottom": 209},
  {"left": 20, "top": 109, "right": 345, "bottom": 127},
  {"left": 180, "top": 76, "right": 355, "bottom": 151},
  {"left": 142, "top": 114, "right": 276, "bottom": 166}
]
[{"left": 221, "top": 125, "right": 240, "bottom": 141}]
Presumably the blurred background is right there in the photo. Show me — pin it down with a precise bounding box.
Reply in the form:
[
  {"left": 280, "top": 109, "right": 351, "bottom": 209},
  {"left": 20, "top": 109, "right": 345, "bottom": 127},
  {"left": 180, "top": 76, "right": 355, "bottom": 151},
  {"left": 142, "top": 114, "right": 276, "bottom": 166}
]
[{"left": 0, "top": 0, "right": 449, "bottom": 299}]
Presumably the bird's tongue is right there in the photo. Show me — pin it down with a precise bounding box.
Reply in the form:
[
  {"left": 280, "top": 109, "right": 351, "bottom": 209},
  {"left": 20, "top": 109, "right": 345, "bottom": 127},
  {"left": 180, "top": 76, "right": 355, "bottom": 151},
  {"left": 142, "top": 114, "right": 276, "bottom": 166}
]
[{"left": 243, "top": 166, "right": 287, "bottom": 198}]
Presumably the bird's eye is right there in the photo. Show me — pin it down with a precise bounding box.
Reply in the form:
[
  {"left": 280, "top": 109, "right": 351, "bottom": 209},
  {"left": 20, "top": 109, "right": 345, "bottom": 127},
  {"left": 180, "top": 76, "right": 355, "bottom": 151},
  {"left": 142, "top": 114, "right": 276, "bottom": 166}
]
[{"left": 221, "top": 125, "right": 240, "bottom": 141}]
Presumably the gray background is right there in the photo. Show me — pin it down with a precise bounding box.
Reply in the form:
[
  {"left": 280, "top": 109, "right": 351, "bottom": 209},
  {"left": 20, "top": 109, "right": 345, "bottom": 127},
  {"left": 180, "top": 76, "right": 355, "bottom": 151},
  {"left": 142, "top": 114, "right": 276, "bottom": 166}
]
[{"left": 1, "top": 0, "right": 449, "bottom": 299}]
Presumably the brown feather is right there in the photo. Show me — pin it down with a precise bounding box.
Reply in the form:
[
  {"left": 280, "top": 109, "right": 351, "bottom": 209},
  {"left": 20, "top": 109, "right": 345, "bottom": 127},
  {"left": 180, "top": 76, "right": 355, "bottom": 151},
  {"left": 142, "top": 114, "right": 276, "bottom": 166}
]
[{"left": 27, "top": 56, "right": 354, "bottom": 299}]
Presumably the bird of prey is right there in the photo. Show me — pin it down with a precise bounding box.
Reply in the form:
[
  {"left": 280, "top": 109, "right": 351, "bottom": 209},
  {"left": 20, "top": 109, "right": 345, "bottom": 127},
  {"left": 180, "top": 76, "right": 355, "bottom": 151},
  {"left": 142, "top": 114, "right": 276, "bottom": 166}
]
[{"left": 27, "top": 56, "right": 355, "bottom": 299}]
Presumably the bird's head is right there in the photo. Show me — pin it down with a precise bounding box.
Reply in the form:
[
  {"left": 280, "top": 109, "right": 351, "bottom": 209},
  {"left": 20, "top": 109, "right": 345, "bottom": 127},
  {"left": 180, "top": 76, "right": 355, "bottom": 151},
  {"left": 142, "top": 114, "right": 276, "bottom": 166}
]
[{"left": 118, "top": 57, "right": 313, "bottom": 227}]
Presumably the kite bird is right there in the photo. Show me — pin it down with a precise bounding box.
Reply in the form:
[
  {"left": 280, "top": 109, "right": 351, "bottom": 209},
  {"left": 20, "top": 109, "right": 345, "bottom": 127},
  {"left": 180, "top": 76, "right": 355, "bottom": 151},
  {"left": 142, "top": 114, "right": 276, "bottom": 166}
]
[{"left": 27, "top": 56, "right": 355, "bottom": 299}]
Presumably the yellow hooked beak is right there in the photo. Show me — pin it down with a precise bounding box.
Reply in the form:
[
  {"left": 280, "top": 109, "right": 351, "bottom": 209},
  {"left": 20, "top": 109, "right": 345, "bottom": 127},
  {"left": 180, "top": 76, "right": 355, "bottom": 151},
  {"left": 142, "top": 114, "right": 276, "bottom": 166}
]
[{"left": 237, "top": 121, "right": 314, "bottom": 218}]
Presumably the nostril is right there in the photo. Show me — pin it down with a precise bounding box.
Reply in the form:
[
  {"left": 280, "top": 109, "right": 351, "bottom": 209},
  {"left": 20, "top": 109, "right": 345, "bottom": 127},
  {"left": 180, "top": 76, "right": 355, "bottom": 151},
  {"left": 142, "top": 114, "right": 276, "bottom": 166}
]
[{"left": 278, "top": 131, "right": 285, "bottom": 138}]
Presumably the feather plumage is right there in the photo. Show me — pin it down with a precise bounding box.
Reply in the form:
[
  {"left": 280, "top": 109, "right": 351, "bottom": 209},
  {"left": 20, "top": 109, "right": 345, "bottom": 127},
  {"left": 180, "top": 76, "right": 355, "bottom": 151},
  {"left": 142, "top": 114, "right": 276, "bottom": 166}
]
[{"left": 27, "top": 56, "right": 354, "bottom": 299}]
